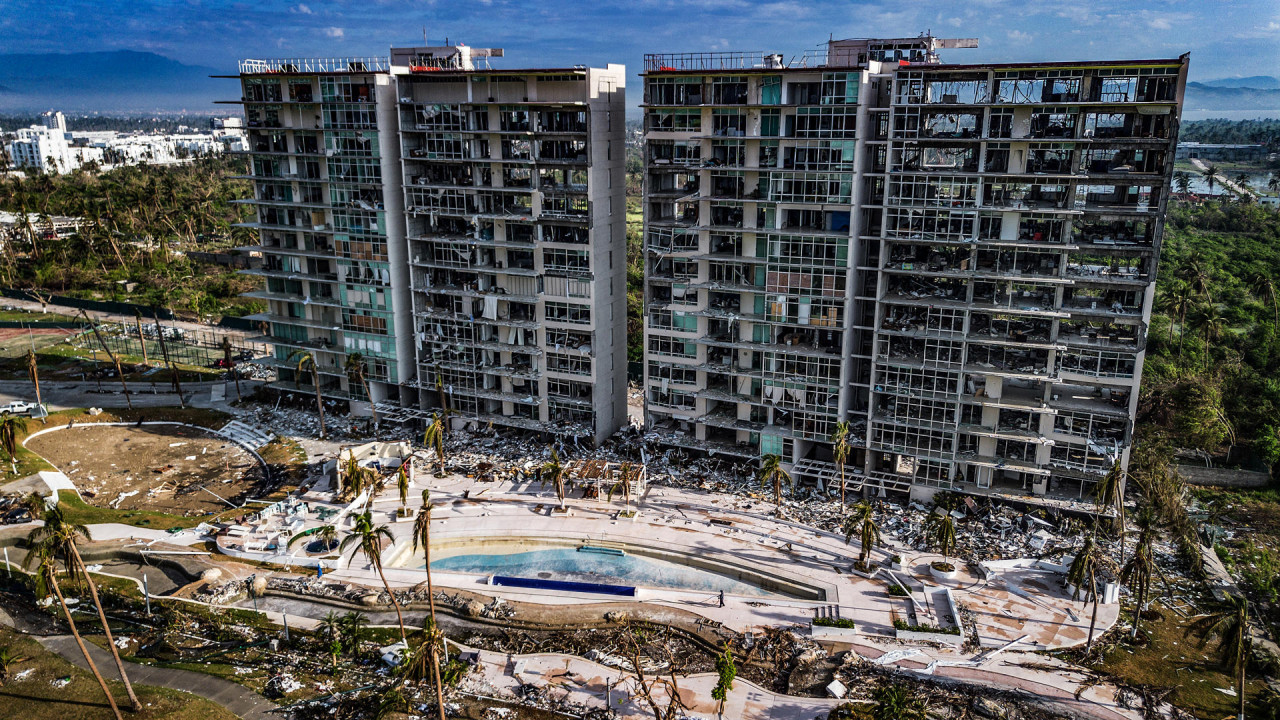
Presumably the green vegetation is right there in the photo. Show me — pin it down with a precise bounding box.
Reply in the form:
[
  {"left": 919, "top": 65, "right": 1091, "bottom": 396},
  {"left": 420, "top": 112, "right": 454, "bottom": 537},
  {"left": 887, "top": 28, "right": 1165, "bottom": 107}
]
[
  {"left": 1141, "top": 200, "right": 1280, "bottom": 467},
  {"left": 0, "top": 626, "right": 237, "bottom": 720},
  {"left": 813, "top": 617, "right": 857, "bottom": 629},
  {"left": 0, "top": 156, "right": 261, "bottom": 319},
  {"left": 891, "top": 619, "right": 961, "bottom": 635},
  {"left": 1179, "top": 119, "right": 1280, "bottom": 155}
]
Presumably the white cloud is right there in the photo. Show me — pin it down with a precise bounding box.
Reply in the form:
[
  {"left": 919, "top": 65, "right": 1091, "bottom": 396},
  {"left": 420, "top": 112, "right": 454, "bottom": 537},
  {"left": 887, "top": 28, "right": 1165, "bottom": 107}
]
[
  {"left": 1148, "top": 16, "right": 1172, "bottom": 30},
  {"left": 1007, "top": 30, "right": 1033, "bottom": 43},
  {"left": 323, "top": 26, "right": 344, "bottom": 39},
  {"left": 291, "top": 3, "right": 311, "bottom": 14}
]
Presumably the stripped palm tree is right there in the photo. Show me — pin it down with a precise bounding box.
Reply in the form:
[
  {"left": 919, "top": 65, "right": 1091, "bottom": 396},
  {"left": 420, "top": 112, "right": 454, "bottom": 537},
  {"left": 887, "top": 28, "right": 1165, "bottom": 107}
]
[
  {"left": 831, "top": 421, "right": 852, "bottom": 505},
  {"left": 80, "top": 310, "right": 132, "bottom": 410},
  {"left": 541, "top": 448, "right": 568, "bottom": 508},
  {"left": 339, "top": 511, "right": 406, "bottom": 642},
  {"left": 221, "top": 336, "right": 242, "bottom": 401},
  {"left": 25, "top": 348, "right": 45, "bottom": 424},
  {"left": 757, "top": 454, "right": 792, "bottom": 515},
  {"left": 842, "top": 501, "right": 880, "bottom": 566},
  {"left": 396, "top": 464, "right": 411, "bottom": 515},
  {"left": 1119, "top": 509, "right": 1164, "bottom": 640},
  {"left": 0, "top": 414, "right": 27, "bottom": 473},
  {"left": 422, "top": 412, "right": 447, "bottom": 476},
  {"left": 289, "top": 350, "right": 326, "bottom": 439},
  {"left": 1065, "top": 534, "right": 1116, "bottom": 653},
  {"left": 25, "top": 542, "right": 124, "bottom": 720},
  {"left": 1093, "top": 462, "right": 1126, "bottom": 564},
  {"left": 411, "top": 490, "right": 447, "bottom": 720},
  {"left": 345, "top": 352, "right": 377, "bottom": 429},
  {"left": 28, "top": 502, "right": 138, "bottom": 710}
]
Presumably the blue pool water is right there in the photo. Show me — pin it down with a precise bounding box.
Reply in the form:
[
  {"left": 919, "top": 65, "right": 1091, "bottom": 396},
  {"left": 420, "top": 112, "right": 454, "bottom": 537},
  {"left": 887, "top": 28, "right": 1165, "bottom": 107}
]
[{"left": 424, "top": 547, "right": 780, "bottom": 597}]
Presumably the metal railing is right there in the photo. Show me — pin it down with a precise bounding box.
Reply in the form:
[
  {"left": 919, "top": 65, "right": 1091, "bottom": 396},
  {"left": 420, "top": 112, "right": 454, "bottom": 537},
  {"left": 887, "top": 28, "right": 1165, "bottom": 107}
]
[
  {"left": 239, "top": 57, "right": 389, "bottom": 74},
  {"left": 644, "top": 50, "right": 830, "bottom": 72}
]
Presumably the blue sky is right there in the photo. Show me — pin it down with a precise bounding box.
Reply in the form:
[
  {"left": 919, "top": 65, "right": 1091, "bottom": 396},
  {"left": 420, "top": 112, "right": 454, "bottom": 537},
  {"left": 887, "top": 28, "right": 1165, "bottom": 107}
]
[{"left": 3, "top": 0, "right": 1277, "bottom": 90}]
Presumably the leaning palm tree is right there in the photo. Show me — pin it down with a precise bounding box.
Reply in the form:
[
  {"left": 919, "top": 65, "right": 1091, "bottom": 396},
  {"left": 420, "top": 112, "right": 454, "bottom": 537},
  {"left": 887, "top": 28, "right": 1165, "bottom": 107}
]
[
  {"left": 289, "top": 350, "right": 326, "bottom": 439},
  {"left": 345, "top": 352, "right": 377, "bottom": 429},
  {"left": 28, "top": 503, "right": 139, "bottom": 711},
  {"left": 396, "top": 465, "right": 410, "bottom": 515},
  {"left": 422, "top": 412, "right": 447, "bottom": 476},
  {"left": 25, "top": 543, "right": 124, "bottom": 720},
  {"left": 842, "top": 501, "right": 880, "bottom": 567},
  {"left": 339, "top": 511, "right": 406, "bottom": 643},
  {"left": 1191, "top": 594, "right": 1250, "bottom": 720},
  {"left": 1119, "top": 509, "right": 1163, "bottom": 640},
  {"left": 925, "top": 510, "right": 957, "bottom": 568},
  {"left": 830, "top": 421, "right": 852, "bottom": 505},
  {"left": 757, "top": 454, "right": 792, "bottom": 514},
  {"left": 541, "top": 448, "right": 568, "bottom": 508},
  {"left": 80, "top": 310, "right": 132, "bottom": 410},
  {"left": 411, "top": 490, "right": 447, "bottom": 720}
]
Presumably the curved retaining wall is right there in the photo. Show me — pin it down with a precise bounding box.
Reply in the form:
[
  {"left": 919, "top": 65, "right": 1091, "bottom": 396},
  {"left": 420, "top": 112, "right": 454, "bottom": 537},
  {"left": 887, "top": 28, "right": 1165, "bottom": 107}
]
[{"left": 22, "top": 420, "right": 271, "bottom": 490}]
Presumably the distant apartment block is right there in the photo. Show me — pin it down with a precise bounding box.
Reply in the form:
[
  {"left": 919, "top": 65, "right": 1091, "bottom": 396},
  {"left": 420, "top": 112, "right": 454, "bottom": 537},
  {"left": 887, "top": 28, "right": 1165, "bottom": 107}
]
[
  {"left": 641, "top": 36, "right": 1188, "bottom": 502},
  {"left": 228, "top": 47, "right": 628, "bottom": 444}
]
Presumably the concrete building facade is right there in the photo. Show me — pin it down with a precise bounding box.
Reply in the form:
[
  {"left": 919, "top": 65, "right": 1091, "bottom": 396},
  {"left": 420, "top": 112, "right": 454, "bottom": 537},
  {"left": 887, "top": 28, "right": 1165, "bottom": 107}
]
[
  {"left": 231, "top": 48, "right": 628, "bottom": 444},
  {"left": 641, "top": 36, "right": 1188, "bottom": 502}
]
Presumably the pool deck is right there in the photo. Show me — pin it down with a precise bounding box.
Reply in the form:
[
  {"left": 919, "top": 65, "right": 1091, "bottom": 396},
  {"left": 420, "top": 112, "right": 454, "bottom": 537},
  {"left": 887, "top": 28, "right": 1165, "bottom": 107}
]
[{"left": 68, "top": 472, "right": 1137, "bottom": 720}]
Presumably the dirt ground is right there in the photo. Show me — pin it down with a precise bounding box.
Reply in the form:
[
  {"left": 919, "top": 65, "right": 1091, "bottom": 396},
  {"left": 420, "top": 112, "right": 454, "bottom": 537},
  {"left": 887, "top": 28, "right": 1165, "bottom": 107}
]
[{"left": 26, "top": 423, "right": 266, "bottom": 515}]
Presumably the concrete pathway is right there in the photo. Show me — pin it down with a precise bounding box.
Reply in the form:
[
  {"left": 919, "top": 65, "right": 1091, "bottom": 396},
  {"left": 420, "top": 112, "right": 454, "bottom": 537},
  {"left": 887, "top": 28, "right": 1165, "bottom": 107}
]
[{"left": 37, "top": 634, "right": 278, "bottom": 720}]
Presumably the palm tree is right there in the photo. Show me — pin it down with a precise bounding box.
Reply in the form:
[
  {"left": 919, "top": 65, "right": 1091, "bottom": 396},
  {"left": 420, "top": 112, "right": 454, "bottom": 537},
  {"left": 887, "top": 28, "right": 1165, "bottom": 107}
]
[
  {"left": 339, "top": 511, "right": 406, "bottom": 643},
  {"left": 422, "top": 412, "right": 447, "bottom": 476},
  {"left": 1173, "top": 170, "right": 1192, "bottom": 195},
  {"left": 757, "top": 454, "right": 792, "bottom": 514},
  {"left": 842, "top": 501, "right": 880, "bottom": 566},
  {"left": 25, "top": 543, "right": 124, "bottom": 720},
  {"left": 1203, "top": 164, "right": 1220, "bottom": 193},
  {"left": 339, "top": 452, "right": 371, "bottom": 501},
  {"left": 28, "top": 503, "right": 139, "bottom": 710},
  {"left": 0, "top": 414, "right": 27, "bottom": 472},
  {"left": 607, "top": 462, "right": 636, "bottom": 512},
  {"left": 345, "top": 352, "right": 378, "bottom": 429},
  {"left": 1191, "top": 594, "right": 1250, "bottom": 720},
  {"left": 830, "top": 421, "right": 852, "bottom": 505},
  {"left": 411, "top": 490, "right": 447, "bottom": 720},
  {"left": 541, "top": 448, "right": 568, "bottom": 508},
  {"left": 290, "top": 350, "right": 326, "bottom": 439},
  {"left": 337, "top": 611, "right": 369, "bottom": 655},
  {"left": 318, "top": 609, "right": 342, "bottom": 644},
  {"left": 396, "top": 464, "right": 410, "bottom": 515},
  {"left": 1267, "top": 172, "right": 1280, "bottom": 197},
  {"left": 1065, "top": 534, "right": 1114, "bottom": 653},
  {"left": 152, "top": 309, "right": 184, "bottom": 408},
  {"left": 80, "top": 310, "right": 132, "bottom": 410},
  {"left": 25, "top": 348, "right": 44, "bottom": 424},
  {"left": 0, "top": 646, "right": 21, "bottom": 686},
  {"left": 1119, "top": 509, "right": 1162, "bottom": 640},
  {"left": 221, "top": 337, "right": 241, "bottom": 401},
  {"left": 1248, "top": 271, "right": 1278, "bottom": 333},
  {"left": 287, "top": 524, "right": 337, "bottom": 554},
  {"left": 872, "top": 684, "right": 928, "bottom": 720},
  {"left": 925, "top": 510, "right": 957, "bottom": 568},
  {"left": 1197, "top": 304, "right": 1227, "bottom": 360},
  {"left": 1093, "top": 462, "right": 1126, "bottom": 560}
]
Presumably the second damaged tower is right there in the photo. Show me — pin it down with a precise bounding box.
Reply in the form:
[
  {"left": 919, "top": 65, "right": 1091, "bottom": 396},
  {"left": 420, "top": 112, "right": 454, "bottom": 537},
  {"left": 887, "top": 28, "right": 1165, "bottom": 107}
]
[{"left": 641, "top": 36, "right": 1187, "bottom": 503}]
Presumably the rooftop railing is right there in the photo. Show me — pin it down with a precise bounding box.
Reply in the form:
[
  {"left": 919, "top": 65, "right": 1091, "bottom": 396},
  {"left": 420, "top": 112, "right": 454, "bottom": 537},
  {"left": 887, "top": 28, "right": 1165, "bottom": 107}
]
[
  {"left": 239, "top": 57, "right": 390, "bottom": 75},
  {"left": 644, "top": 50, "right": 829, "bottom": 72}
]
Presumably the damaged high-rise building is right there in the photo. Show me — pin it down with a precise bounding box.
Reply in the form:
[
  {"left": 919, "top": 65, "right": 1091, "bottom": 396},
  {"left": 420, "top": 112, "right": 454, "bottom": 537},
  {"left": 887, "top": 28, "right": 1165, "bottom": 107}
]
[
  {"left": 641, "top": 35, "right": 1188, "bottom": 502},
  {"left": 229, "top": 46, "right": 628, "bottom": 444}
]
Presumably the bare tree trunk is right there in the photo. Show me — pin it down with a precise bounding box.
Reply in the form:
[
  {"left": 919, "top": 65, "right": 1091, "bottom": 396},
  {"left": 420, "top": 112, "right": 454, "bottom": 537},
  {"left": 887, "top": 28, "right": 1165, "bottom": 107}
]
[
  {"left": 311, "top": 367, "right": 326, "bottom": 438},
  {"left": 373, "top": 560, "right": 406, "bottom": 643},
  {"left": 153, "top": 310, "right": 184, "bottom": 408},
  {"left": 48, "top": 571, "right": 124, "bottom": 720},
  {"left": 70, "top": 544, "right": 139, "bottom": 710},
  {"left": 81, "top": 311, "right": 132, "bottom": 410},
  {"left": 26, "top": 349, "right": 44, "bottom": 424},
  {"left": 133, "top": 312, "right": 149, "bottom": 367},
  {"left": 424, "top": 520, "right": 446, "bottom": 720}
]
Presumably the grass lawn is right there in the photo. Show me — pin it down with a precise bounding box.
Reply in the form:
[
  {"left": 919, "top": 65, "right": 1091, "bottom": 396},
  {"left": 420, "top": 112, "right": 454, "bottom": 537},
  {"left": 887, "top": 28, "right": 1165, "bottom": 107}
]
[
  {"left": 0, "top": 625, "right": 239, "bottom": 720},
  {"left": 1091, "top": 602, "right": 1266, "bottom": 719},
  {"left": 0, "top": 310, "right": 82, "bottom": 324}
]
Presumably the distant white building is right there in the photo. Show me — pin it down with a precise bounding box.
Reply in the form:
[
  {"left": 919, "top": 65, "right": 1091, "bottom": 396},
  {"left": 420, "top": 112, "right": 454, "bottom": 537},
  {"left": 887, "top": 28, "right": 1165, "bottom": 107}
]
[{"left": 7, "top": 124, "right": 73, "bottom": 173}]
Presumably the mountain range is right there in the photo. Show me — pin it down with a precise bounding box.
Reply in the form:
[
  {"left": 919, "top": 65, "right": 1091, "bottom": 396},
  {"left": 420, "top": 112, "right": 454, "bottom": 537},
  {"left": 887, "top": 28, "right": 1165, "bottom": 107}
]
[{"left": 0, "top": 50, "right": 1277, "bottom": 117}]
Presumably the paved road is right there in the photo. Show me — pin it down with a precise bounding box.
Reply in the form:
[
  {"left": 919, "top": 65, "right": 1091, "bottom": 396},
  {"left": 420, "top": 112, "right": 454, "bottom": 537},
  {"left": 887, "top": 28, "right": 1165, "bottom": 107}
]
[
  {"left": 0, "top": 378, "right": 264, "bottom": 410},
  {"left": 37, "top": 634, "right": 277, "bottom": 720},
  {"left": 0, "top": 296, "right": 256, "bottom": 341}
]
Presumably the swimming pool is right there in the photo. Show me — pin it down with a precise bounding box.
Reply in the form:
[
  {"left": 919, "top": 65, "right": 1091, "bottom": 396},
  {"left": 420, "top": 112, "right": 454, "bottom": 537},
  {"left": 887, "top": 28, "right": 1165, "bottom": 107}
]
[{"left": 402, "top": 545, "right": 788, "bottom": 597}]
